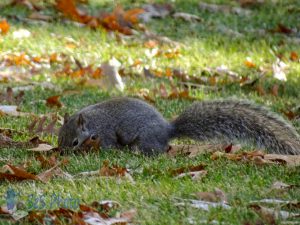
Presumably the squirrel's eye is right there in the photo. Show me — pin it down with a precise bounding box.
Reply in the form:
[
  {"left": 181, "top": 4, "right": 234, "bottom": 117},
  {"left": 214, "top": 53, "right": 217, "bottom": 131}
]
[{"left": 72, "top": 139, "right": 79, "bottom": 146}]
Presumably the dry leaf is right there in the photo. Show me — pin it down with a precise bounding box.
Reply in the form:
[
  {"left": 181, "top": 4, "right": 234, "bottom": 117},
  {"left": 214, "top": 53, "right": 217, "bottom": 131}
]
[
  {"left": 264, "top": 154, "right": 300, "bottom": 167},
  {"left": 28, "top": 143, "right": 55, "bottom": 152},
  {"left": 0, "top": 20, "right": 10, "bottom": 35},
  {"left": 36, "top": 164, "right": 61, "bottom": 183},
  {"left": 99, "top": 61, "right": 125, "bottom": 91},
  {"left": 175, "top": 170, "right": 207, "bottom": 181},
  {"left": 290, "top": 52, "right": 298, "bottom": 62},
  {"left": 271, "top": 24, "right": 293, "bottom": 34},
  {"left": 46, "top": 95, "right": 63, "bottom": 108},
  {"left": 271, "top": 181, "right": 297, "bottom": 191},
  {"left": 199, "top": 2, "right": 251, "bottom": 16},
  {"left": 176, "top": 199, "right": 231, "bottom": 211},
  {"left": 0, "top": 105, "right": 29, "bottom": 117},
  {"left": 173, "top": 12, "right": 202, "bottom": 22},
  {"left": 139, "top": 3, "right": 173, "bottom": 22},
  {"left": 196, "top": 188, "right": 227, "bottom": 203},
  {"left": 28, "top": 12, "right": 52, "bottom": 21},
  {"left": 249, "top": 204, "right": 300, "bottom": 223},
  {"left": 0, "top": 164, "right": 37, "bottom": 181},
  {"left": 27, "top": 115, "right": 58, "bottom": 135},
  {"left": 170, "top": 163, "right": 206, "bottom": 176},
  {"left": 272, "top": 59, "right": 287, "bottom": 81},
  {"left": 244, "top": 59, "right": 256, "bottom": 68}
]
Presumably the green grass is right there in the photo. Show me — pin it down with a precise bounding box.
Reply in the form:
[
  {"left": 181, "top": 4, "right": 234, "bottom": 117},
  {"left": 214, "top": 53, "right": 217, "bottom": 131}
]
[{"left": 0, "top": 0, "right": 300, "bottom": 224}]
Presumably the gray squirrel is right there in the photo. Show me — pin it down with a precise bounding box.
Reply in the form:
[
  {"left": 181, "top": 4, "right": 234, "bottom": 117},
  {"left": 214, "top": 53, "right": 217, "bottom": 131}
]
[{"left": 58, "top": 97, "right": 300, "bottom": 155}]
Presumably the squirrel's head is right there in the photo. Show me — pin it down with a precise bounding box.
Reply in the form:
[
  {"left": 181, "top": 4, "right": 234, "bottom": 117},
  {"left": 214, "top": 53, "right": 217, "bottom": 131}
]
[{"left": 58, "top": 113, "right": 92, "bottom": 149}]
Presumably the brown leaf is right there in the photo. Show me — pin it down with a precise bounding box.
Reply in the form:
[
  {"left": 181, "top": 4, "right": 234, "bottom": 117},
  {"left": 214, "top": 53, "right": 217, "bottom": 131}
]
[
  {"left": 36, "top": 164, "right": 61, "bottom": 183},
  {"left": 28, "top": 115, "right": 58, "bottom": 135},
  {"left": 196, "top": 188, "right": 227, "bottom": 203},
  {"left": 282, "top": 109, "right": 297, "bottom": 120},
  {"left": 90, "top": 200, "right": 120, "bottom": 212},
  {"left": 139, "top": 3, "right": 173, "bottom": 22},
  {"left": 99, "top": 160, "right": 128, "bottom": 177},
  {"left": 271, "top": 181, "right": 298, "bottom": 192},
  {"left": 28, "top": 12, "right": 52, "bottom": 21},
  {"left": 170, "top": 163, "right": 206, "bottom": 176},
  {"left": 0, "top": 105, "right": 29, "bottom": 117},
  {"left": 0, "top": 164, "right": 37, "bottom": 181},
  {"left": 28, "top": 143, "right": 55, "bottom": 152},
  {"left": 271, "top": 84, "right": 279, "bottom": 97},
  {"left": 46, "top": 95, "right": 63, "bottom": 108},
  {"left": 10, "top": 0, "right": 42, "bottom": 11},
  {"left": 173, "top": 12, "right": 202, "bottom": 22},
  {"left": 249, "top": 204, "right": 300, "bottom": 223},
  {"left": 175, "top": 170, "right": 207, "bottom": 180},
  {"left": 271, "top": 24, "right": 293, "bottom": 34},
  {"left": 144, "top": 40, "right": 158, "bottom": 48},
  {"left": 255, "top": 84, "right": 266, "bottom": 96},
  {"left": 244, "top": 59, "right": 256, "bottom": 68},
  {"left": 0, "top": 20, "right": 10, "bottom": 35},
  {"left": 264, "top": 154, "right": 300, "bottom": 167},
  {"left": 290, "top": 51, "right": 299, "bottom": 62}
]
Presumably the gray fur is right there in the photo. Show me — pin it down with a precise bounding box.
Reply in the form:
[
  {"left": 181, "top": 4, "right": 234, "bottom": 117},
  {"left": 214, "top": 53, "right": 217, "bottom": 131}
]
[
  {"left": 58, "top": 97, "right": 300, "bottom": 155},
  {"left": 58, "top": 97, "right": 172, "bottom": 155},
  {"left": 172, "top": 99, "right": 300, "bottom": 155}
]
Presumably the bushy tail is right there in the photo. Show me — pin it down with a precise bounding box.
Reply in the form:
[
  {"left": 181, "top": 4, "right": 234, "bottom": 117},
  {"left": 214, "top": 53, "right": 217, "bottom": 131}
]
[{"left": 171, "top": 100, "right": 300, "bottom": 155}]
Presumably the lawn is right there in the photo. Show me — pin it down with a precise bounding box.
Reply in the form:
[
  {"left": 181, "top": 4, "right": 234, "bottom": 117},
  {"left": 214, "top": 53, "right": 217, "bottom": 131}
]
[{"left": 0, "top": 0, "right": 300, "bottom": 224}]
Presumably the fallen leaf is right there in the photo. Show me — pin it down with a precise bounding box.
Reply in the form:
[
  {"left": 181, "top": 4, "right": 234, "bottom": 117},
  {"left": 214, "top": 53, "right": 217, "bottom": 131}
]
[
  {"left": 176, "top": 198, "right": 231, "bottom": 211},
  {"left": 28, "top": 12, "right": 52, "bottom": 21},
  {"left": 173, "top": 12, "right": 202, "bottom": 22},
  {"left": 238, "top": 0, "right": 265, "bottom": 8},
  {"left": 271, "top": 24, "right": 293, "bottom": 34},
  {"left": 76, "top": 160, "right": 134, "bottom": 182},
  {"left": 271, "top": 181, "right": 297, "bottom": 191},
  {"left": 99, "top": 61, "right": 125, "bottom": 91},
  {"left": 250, "top": 199, "right": 300, "bottom": 210},
  {"left": 244, "top": 59, "right": 256, "bottom": 68},
  {"left": 0, "top": 164, "right": 37, "bottom": 181},
  {"left": 290, "top": 52, "right": 298, "bottom": 62},
  {"left": 28, "top": 143, "right": 55, "bottom": 152},
  {"left": 249, "top": 204, "right": 300, "bottom": 224},
  {"left": 264, "top": 154, "right": 300, "bottom": 167},
  {"left": 0, "top": 105, "right": 29, "bottom": 117},
  {"left": 0, "top": 20, "right": 10, "bottom": 35},
  {"left": 196, "top": 188, "right": 228, "bottom": 203},
  {"left": 271, "top": 84, "right": 280, "bottom": 97},
  {"left": 90, "top": 200, "right": 120, "bottom": 212},
  {"left": 36, "top": 164, "right": 61, "bottom": 183},
  {"left": 175, "top": 170, "right": 207, "bottom": 181},
  {"left": 27, "top": 115, "right": 58, "bottom": 135},
  {"left": 199, "top": 2, "right": 251, "bottom": 16},
  {"left": 272, "top": 59, "right": 287, "bottom": 81},
  {"left": 0, "top": 87, "right": 24, "bottom": 105},
  {"left": 170, "top": 163, "right": 206, "bottom": 176},
  {"left": 139, "top": 3, "right": 173, "bottom": 22},
  {"left": 46, "top": 95, "right": 63, "bottom": 108}
]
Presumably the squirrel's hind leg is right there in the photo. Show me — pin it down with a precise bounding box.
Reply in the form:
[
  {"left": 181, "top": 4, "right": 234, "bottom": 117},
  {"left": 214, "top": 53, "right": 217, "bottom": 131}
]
[{"left": 136, "top": 135, "right": 169, "bottom": 156}]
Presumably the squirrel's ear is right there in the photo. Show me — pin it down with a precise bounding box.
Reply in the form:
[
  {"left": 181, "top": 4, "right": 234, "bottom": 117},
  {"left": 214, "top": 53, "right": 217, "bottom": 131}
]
[
  {"left": 63, "top": 113, "right": 70, "bottom": 124},
  {"left": 77, "top": 113, "right": 86, "bottom": 129}
]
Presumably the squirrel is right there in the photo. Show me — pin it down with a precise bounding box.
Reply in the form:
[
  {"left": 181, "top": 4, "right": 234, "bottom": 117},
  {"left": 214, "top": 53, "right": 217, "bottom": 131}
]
[{"left": 58, "top": 97, "right": 300, "bottom": 156}]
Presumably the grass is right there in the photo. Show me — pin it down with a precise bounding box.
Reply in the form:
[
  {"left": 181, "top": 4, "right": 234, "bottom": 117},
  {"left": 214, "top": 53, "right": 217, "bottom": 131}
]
[{"left": 0, "top": 0, "right": 300, "bottom": 224}]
